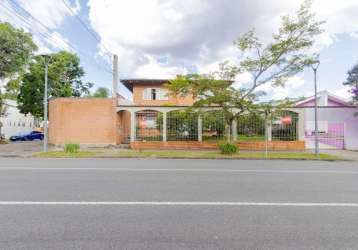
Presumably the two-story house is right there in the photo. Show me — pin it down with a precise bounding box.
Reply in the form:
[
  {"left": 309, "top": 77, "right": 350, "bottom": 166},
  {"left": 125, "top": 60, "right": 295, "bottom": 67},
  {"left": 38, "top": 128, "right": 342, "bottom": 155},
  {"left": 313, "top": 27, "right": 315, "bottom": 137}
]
[
  {"left": 48, "top": 78, "right": 310, "bottom": 150},
  {"left": 49, "top": 79, "right": 198, "bottom": 147}
]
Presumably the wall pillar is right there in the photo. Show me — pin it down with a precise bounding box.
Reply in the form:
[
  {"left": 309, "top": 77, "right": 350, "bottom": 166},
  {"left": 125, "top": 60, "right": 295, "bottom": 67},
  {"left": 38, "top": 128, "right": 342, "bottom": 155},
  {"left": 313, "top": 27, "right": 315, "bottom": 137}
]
[
  {"left": 297, "top": 109, "right": 306, "bottom": 141},
  {"left": 163, "top": 112, "right": 167, "bottom": 142},
  {"left": 130, "top": 111, "right": 136, "bottom": 142},
  {"left": 198, "top": 115, "right": 202, "bottom": 142},
  {"left": 266, "top": 119, "right": 272, "bottom": 141},
  {"left": 231, "top": 120, "right": 237, "bottom": 141}
]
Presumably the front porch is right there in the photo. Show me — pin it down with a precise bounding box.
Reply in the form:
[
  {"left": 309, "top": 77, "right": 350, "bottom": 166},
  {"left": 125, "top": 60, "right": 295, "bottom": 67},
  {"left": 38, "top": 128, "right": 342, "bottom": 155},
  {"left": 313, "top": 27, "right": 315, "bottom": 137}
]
[{"left": 117, "top": 106, "right": 306, "bottom": 150}]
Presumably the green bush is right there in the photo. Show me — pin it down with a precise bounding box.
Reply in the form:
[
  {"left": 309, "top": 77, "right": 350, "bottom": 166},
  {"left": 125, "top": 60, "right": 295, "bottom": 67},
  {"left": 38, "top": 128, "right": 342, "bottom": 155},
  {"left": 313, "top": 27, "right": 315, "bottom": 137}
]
[
  {"left": 64, "top": 143, "right": 80, "bottom": 153},
  {"left": 218, "top": 142, "right": 238, "bottom": 155}
]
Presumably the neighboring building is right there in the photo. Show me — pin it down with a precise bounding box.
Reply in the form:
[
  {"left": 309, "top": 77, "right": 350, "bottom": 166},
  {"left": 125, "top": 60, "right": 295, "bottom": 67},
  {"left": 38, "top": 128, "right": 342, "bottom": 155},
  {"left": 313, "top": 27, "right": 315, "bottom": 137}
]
[
  {"left": 0, "top": 99, "right": 35, "bottom": 139},
  {"left": 294, "top": 91, "right": 358, "bottom": 150}
]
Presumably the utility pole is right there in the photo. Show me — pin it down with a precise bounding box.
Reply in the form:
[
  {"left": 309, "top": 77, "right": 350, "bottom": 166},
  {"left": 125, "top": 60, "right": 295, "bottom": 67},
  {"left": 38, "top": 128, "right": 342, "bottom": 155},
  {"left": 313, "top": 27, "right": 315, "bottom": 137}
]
[
  {"left": 112, "top": 54, "right": 118, "bottom": 98},
  {"left": 311, "top": 60, "right": 320, "bottom": 157},
  {"left": 43, "top": 56, "right": 49, "bottom": 152}
]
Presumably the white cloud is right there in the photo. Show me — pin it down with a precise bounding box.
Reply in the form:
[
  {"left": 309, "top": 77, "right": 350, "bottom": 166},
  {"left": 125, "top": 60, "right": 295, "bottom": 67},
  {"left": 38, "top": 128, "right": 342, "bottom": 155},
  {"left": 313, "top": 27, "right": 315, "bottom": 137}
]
[
  {"left": 256, "top": 76, "right": 306, "bottom": 100},
  {"left": 0, "top": 0, "right": 79, "bottom": 54},
  {"left": 133, "top": 56, "right": 189, "bottom": 79},
  {"left": 335, "top": 86, "right": 351, "bottom": 100},
  {"left": 17, "top": 0, "right": 80, "bottom": 29},
  {"left": 350, "top": 32, "right": 358, "bottom": 39},
  {"left": 87, "top": 0, "right": 358, "bottom": 81}
]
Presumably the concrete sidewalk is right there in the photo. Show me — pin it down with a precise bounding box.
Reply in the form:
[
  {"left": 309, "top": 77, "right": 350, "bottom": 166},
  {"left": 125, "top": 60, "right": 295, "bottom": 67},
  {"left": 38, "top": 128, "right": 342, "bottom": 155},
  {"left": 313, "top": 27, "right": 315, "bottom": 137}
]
[
  {"left": 0, "top": 141, "right": 48, "bottom": 157},
  {"left": 321, "top": 150, "right": 358, "bottom": 161}
]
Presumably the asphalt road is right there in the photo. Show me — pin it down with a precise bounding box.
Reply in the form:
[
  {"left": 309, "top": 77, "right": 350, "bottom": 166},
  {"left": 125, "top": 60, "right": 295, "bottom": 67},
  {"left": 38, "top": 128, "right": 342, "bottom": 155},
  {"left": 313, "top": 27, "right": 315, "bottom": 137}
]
[{"left": 0, "top": 158, "right": 358, "bottom": 249}]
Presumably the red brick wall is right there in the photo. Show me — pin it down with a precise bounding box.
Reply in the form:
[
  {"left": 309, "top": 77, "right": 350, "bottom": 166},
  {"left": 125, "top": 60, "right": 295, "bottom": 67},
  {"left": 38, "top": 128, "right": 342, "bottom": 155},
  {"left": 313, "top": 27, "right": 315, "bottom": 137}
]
[
  {"left": 131, "top": 141, "right": 306, "bottom": 151},
  {"left": 133, "top": 83, "right": 194, "bottom": 106},
  {"left": 49, "top": 98, "right": 118, "bottom": 145}
]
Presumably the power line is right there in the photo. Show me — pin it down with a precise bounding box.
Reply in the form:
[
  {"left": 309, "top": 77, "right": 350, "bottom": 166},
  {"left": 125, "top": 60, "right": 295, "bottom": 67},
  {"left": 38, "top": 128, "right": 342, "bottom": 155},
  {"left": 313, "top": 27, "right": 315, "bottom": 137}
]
[
  {"left": 3, "top": 0, "right": 113, "bottom": 76},
  {"left": 61, "top": 0, "right": 112, "bottom": 58}
]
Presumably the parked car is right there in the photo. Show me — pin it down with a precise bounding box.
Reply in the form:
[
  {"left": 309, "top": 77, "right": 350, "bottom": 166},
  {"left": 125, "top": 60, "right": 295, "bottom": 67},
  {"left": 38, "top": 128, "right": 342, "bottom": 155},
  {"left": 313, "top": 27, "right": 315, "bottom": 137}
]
[{"left": 10, "top": 131, "right": 44, "bottom": 142}]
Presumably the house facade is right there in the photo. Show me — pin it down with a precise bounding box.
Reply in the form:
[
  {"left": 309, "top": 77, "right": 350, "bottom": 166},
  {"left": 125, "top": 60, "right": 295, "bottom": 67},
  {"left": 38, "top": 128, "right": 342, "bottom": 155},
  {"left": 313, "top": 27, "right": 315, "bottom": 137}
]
[
  {"left": 48, "top": 79, "right": 357, "bottom": 150},
  {"left": 0, "top": 99, "right": 35, "bottom": 139}
]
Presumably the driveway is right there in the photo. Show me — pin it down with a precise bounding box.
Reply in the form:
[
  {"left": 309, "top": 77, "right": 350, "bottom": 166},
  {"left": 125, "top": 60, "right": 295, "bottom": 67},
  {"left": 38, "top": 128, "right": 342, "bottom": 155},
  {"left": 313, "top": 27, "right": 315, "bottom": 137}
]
[
  {"left": 0, "top": 158, "right": 358, "bottom": 249},
  {"left": 0, "top": 141, "right": 45, "bottom": 157}
]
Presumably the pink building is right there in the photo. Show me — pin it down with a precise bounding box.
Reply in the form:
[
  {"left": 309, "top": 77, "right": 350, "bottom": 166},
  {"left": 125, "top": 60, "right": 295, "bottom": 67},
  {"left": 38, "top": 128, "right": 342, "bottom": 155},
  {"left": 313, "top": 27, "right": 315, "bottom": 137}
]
[{"left": 294, "top": 91, "right": 358, "bottom": 150}]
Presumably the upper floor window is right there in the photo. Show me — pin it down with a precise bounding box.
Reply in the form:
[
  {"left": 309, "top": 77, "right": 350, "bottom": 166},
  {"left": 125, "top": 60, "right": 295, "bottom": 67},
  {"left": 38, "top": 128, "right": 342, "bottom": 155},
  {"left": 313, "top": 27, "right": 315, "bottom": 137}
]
[{"left": 143, "top": 88, "right": 168, "bottom": 101}]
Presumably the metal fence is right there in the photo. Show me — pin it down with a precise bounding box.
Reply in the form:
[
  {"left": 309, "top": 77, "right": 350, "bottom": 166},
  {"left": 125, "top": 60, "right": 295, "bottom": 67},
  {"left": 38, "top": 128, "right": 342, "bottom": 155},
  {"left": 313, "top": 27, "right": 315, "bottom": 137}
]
[{"left": 134, "top": 109, "right": 299, "bottom": 143}]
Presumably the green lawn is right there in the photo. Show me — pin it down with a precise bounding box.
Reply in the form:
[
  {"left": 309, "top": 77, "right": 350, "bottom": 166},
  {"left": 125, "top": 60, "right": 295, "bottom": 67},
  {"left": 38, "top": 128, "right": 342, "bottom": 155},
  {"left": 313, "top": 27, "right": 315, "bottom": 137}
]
[
  {"left": 34, "top": 151, "right": 101, "bottom": 158},
  {"left": 114, "top": 150, "right": 338, "bottom": 161},
  {"left": 33, "top": 150, "right": 339, "bottom": 161}
]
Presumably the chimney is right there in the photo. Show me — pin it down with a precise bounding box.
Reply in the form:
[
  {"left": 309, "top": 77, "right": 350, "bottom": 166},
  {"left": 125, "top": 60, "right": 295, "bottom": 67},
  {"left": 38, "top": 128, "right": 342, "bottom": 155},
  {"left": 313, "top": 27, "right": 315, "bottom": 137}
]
[{"left": 112, "top": 54, "right": 118, "bottom": 98}]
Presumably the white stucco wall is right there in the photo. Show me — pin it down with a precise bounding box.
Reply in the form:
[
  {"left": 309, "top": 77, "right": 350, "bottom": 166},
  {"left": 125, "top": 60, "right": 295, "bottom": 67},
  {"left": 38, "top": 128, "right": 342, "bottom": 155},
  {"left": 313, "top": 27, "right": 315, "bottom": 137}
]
[
  {"left": 303, "top": 107, "right": 358, "bottom": 150},
  {"left": 0, "top": 100, "right": 34, "bottom": 139}
]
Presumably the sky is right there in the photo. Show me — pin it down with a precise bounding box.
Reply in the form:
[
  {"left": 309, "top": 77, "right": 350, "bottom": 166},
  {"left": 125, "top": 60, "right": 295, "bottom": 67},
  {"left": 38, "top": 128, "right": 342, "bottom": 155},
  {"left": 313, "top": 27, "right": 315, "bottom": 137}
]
[{"left": 1, "top": 0, "right": 358, "bottom": 101}]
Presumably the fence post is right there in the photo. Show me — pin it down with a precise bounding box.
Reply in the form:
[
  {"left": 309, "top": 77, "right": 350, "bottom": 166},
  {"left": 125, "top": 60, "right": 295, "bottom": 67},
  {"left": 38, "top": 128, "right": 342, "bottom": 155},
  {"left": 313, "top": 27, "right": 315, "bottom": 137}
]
[
  {"left": 198, "top": 115, "right": 202, "bottom": 142},
  {"left": 266, "top": 119, "right": 272, "bottom": 141},
  {"left": 163, "top": 112, "right": 167, "bottom": 142},
  {"left": 130, "top": 111, "right": 136, "bottom": 142},
  {"left": 297, "top": 109, "right": 305, "bottom": 141},
  {"left": 265, "top": 117, "right": 272, "bottom": 158}
]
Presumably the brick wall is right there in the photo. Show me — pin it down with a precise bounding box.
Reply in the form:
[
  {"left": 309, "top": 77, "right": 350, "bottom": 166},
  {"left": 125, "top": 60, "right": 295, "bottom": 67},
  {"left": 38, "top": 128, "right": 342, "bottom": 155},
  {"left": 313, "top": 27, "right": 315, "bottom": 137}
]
[
  {"left": 131, "top": 141, "right": 306, "bottom": 151},
  {"left": 49, "top": 98, "right": 118, "bottom": 146},
  {"left": 133, "top": 83, "right": 194, "bottom": 106}
]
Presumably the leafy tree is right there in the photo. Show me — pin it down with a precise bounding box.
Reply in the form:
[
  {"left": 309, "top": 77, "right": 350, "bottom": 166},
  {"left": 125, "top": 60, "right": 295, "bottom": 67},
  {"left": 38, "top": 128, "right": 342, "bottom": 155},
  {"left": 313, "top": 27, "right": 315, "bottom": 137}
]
[
  {"left": 3, "top": 77, "right": 21, "bottom": 100},
  {"left": 18, "top": 51, "right": 93, "bottom": 118},
  {"left": 92, "top": 87, "right": 110, "bottom": 98},
  {"left": 167, "top": 0, "right": 323, "bottom": 141},
  {"left": 343, "top": 63, "right": 358, "bottom": 103},
  {"left": 0, "top": 22, "right": 37, "bottom": 78}
]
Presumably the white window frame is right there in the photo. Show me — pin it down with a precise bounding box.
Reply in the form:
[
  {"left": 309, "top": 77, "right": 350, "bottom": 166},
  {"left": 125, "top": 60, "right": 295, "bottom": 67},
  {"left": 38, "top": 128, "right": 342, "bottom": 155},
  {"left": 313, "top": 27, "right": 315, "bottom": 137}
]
[{"left": 143, "top": 88, "right": 169, "bottom": 101}]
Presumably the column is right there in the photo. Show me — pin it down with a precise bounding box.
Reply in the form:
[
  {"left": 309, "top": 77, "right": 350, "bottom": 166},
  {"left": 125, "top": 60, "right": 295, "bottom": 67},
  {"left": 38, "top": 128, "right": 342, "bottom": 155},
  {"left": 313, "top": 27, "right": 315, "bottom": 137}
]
[
  {"left": 265, "top": 119, "right": 272, "bottom": 141},
  {"left": 297, "top": 109, "right": 305, "bottom": 141},
  {"left": 163, "top": 112, "right": 167, "bottom": 142},
  {"left": 231, "top": 120, "right": 238, "bottom": 141},
  {"left": 130, "top": 111, "right": 136, "bottom": 142},
  {"left": 198, "top": 115, "right": 202, "bottom": 142}
]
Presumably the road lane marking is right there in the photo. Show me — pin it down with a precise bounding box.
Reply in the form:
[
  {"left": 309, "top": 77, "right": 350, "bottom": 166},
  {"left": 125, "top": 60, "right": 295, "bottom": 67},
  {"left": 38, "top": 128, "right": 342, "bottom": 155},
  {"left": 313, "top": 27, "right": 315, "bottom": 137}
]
[
  {"left": 0, "top": 168, "right": 357, "bottom": 174},
  {"left": 0, "top": 202, "right": 358, "bottom": 207}
]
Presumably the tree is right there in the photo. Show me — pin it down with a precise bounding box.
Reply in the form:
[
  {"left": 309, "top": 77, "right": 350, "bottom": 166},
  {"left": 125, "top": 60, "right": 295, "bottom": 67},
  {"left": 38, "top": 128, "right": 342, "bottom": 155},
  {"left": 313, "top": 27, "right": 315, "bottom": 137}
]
[
  {"left": 343, "top": 63, "right": 358, "bottom": 103},
  {"left": 92, "top": 87, "right": 110, "bottom": 98},
  {"left": 0, "top": 22, "right": 37, "bottom": 78},
  {"left": 167, "top": 0, "right": 323, "bottom": 141},
  {"left": 17, "top": 51, "right": 93, "bottom": 118},
  {"left": 3, "top": 77, "right": 21, "bottom": 100}
]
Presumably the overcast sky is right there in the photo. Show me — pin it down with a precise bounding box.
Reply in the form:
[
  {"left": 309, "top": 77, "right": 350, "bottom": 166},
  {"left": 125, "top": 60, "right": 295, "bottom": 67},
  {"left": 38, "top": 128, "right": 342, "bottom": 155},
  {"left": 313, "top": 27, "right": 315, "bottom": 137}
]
[{"left": 1, "top": 0, "right": 358, "bottom": 100}]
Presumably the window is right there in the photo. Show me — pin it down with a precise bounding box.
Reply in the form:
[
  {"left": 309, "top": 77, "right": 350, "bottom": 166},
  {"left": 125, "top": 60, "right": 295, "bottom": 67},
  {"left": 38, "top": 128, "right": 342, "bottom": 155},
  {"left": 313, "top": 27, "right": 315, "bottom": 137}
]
[
  {"left": 151, "top": 89, "right": 157, "bottom": 100},
  {"left": 143, "top": 88, "right": 169, "bottom": 101}
]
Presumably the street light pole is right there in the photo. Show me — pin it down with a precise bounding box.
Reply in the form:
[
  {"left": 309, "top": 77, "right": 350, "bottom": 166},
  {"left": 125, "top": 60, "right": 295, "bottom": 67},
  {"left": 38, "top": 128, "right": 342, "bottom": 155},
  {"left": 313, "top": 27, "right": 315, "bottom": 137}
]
[
  {"left": 311, "top": 61, "right": 320, "bottom": 157},
  {"left": 43, "top": 56, "right": 49, "bottom": 152}
]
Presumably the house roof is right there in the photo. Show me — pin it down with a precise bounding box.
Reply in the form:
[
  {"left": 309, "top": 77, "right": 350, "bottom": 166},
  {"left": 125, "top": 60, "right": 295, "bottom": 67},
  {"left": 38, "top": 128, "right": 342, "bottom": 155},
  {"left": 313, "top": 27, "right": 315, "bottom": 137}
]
[
  {"left": 120, "top": 79, "right": 171, "bottom": 92},
  {"left": 294, "top": 90, "right": 354, "bottom": 107}
]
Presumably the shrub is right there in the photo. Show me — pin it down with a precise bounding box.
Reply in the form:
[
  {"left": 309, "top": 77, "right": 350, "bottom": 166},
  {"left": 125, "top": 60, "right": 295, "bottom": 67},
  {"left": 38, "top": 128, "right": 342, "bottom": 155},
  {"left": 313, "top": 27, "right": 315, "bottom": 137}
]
[
  {"left": 218, "top": 142, "right": 238, "bottom": 155},
  {"left": 64, "top": 143, "right": 80, "bottom": 153}
]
